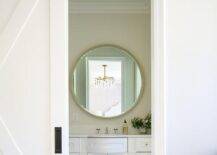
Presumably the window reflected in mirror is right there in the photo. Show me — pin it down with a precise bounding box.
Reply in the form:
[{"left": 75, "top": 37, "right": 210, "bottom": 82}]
[{"left": 88, "top": 60, "right": 122, "bottom": 117}]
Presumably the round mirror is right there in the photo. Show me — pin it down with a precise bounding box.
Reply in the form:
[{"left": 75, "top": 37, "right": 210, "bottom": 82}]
[{"left": 71, "top": 45, "right": 143, "bottom": 118}]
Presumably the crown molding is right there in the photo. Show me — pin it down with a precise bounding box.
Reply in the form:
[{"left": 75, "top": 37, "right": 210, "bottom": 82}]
[{"left": 69, "top": 0, "right": 150, "bottom": 14}]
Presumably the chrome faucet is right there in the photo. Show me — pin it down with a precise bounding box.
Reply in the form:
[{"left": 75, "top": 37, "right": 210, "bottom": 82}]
[
  {"left": 114, "top": 128, "right": 118, "bottom": 134},
  {"left": 105, "top": 127, "right": 109, "bottom": 134},
  {"left": 96, "top": 128, "right": 100, "bottom": 134}
]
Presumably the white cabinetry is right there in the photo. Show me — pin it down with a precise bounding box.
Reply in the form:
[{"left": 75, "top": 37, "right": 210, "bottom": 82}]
[
  {"left": 69, "top": 135, "right": 151, "bottom": 154},
  {"left": 128, "top": 137, "right": 151, "bottom": 154},
  {"left": 87, "top": 138, "right": 127, "bottom": 153}
]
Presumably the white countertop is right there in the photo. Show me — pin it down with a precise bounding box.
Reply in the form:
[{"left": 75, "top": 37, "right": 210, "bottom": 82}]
[{"left": 69, "top": 134, "right": 151, "bottom": 138}]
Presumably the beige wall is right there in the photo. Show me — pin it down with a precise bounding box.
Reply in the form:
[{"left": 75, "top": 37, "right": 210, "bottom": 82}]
[{"left": 69, "top": 13, "right": 151, "bottom": 134}]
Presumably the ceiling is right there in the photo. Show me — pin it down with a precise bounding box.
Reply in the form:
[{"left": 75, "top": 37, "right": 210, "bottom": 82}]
[{"left": 69, "top": 0, "right": 150, "bottom": 14}]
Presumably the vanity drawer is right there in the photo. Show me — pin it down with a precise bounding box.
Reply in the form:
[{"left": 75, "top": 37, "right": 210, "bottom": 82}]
[
  {"left": 87, "top": 138, "right": 127, "bottom": 153},
  {"left": 128, "top": 138, "right": 151, "bottom": 153}
]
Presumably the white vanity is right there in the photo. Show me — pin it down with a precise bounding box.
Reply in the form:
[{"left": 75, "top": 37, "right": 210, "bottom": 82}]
[{"left": 69, "top": 135, "right": 151, "bottom": 155}]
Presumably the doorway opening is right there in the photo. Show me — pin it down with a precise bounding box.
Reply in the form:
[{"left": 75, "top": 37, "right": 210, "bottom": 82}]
[
  {"left": 68, "top": 0, "right": 154, "bottom": 154},
  {"left": 50, "top": 0, "right": 166, "bottom": 154}
]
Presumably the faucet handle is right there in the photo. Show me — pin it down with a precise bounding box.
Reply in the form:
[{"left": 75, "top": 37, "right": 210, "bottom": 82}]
[
  {"left": 96, "top": 128, "right": 100, "bottom": 134},
  {"left": 114, "top": 128, "right": 118, "bottom": 134}
]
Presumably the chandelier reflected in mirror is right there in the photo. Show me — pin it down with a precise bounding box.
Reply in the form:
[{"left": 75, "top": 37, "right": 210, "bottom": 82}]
[{"left": 95, "top": 64, "right": 114, "bottom": 87}]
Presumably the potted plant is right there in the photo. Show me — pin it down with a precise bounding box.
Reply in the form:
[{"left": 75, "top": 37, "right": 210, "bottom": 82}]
[
  {"left": 144, "top": 113, "right": 151, "bottom": 134},
  {"left": 131, "top": 113, "right": 151, "bottom": 134},
  {"left": 131, "top": 117, "right": 146, "bottom": 134}
]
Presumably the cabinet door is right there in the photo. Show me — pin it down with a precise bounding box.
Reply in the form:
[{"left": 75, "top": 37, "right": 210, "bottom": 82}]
[
  {"left": 128, "top": 138, "right": 151, "bottom": 153},
  {"left": 135, "top": 138, "right": 151, "bottom": 152}
]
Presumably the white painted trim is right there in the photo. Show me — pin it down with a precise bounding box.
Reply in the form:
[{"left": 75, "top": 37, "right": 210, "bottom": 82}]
[
  {"left": 69, "top": 1, "right": 150, "bottom": 14},
  {"left": 151, "top": 0, "right": 166, "bottom": 155},
  {"left": 50, "top": 0, "right": 69, "bottom": 154}
]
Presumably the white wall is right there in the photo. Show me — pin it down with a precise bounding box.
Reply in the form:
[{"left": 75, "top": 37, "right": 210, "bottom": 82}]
[
  {"left": 166, "top": 0, "right": 217, "bottom": 154},
  {"left": 0, "top": 0, "right": 51, "bottom": 154},
  {"left": 69, "top": 13, "right": 151, "bottom": 134}
]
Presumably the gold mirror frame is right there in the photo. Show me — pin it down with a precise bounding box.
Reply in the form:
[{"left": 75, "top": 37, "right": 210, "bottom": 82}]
[{"left": 70, "top": 44, "right": 145, "bottom": 119}]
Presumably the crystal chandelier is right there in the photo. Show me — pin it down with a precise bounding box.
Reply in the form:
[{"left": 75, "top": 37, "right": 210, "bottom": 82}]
[{"left": 95, "top": 64, "right": 114, "bottom": 86}]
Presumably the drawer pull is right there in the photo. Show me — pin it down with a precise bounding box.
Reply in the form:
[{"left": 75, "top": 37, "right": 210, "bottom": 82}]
[{"left": 136, "top": 151, "right": 145, "bottom": 153}]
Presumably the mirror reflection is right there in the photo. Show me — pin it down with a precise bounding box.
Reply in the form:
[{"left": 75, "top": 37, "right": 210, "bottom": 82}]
[{"left": 72, "top": 45, "right": 143, "bottom": 117}]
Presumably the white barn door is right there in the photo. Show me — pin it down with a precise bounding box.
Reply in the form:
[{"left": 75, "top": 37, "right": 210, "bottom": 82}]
[{"left": 0, "top": 0, "right": 69, "bottom": 154}]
